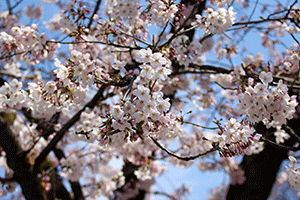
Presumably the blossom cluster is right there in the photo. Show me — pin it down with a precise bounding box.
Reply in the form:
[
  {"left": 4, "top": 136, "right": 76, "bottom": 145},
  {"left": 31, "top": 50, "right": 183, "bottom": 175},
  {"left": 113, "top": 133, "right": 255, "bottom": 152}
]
[
  {"left": 74, "top": 107, "right": 103, "bottom": 142},
  {"left": 25, "top": 4, "right": 43, "bottom": 19},
  {"left": 284, "top": 49, "right": 299, "bottom": 73},
  {"left": 104, "top": 84, "right": 176, "bottom": 141},
  {"left": 0, "top": 51, "right": 95, "bottom": 119},
  {"left": 59, "top": 145, "right": 124, "bottom": 198},
  {"left": 135, "top": 48, "right": 172, "bottom": 82},
  {"left": 237, "top": 72, "right": 298, "bottom": 128},
  {"left": 0, "top": 10, "right": 21, "bottom": 30},
  {"left": 95, "top": 49, "right": 189, "bottom": 147},
  {"left": 172, "top": 129, "right": 215, "bottom": 168},
  {"left": 283, "top": 22, "right": 300, "bottom": 34},
  {"left": 193, "top": 7, "right": 236, "bottom": 35},
  {"left": 45, "top": 1, "right": 90, "bottom": 35},
  {"left": 274, "top": 127, "right": 290, "bottom": 144},
  {"left": 105, "top": 0, "right": 141, "bottom": 25},
  {"left": 148, "top": 0, "right": 178, "bottom": 27},
  {"left": 134, "top": 160, "right": 167, "bottom": 181},
  {"left": 105, "top": 0, "right": 178, "bottom": 28},
  {"left": 0, "top": 79, "right": 26, "bottom": 109},
  {"left": 166, "top": 34, "right": 204, "bottom": 67},
  {"left": 0, "top": 25, "right": 60, "bottom": 65},
  {"left": 0, "top": 78, "right": 63, "bottom": 119},
  {"left": 0, "top": 32, "right": 15, "bottom": 58},
  {"left": 55, "top": 50, "right": 96, "bottom": 88},
  {"left": 212, "top": 118, "right": 256, "bottom": 156},
  {"left": 58, "top": 16, "right": 78, "bottom": 35},
  {"left": 60, "top": 153, "right": 87, "bottom": 182},
  {"left": 210, "top": 0, "right": 232, "bottom": 7},
  {"left": 286, "top": 156, "right": 300, "bottom": 191}
]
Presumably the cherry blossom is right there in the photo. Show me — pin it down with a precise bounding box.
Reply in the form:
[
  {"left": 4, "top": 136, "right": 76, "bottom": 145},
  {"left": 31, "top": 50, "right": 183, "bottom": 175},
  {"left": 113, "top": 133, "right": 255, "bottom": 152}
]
[
  {"left": 237, "top": 72, "right": 297, "bottom": 128},
  {"left": 0, "top": 0, "right": 300, "bottom": 199},
  {"left": 286, "top": 156, "right": 300, "bottom": 191},
  {"left": 193, "top": 6, "right": 236, "bottom": 35}
]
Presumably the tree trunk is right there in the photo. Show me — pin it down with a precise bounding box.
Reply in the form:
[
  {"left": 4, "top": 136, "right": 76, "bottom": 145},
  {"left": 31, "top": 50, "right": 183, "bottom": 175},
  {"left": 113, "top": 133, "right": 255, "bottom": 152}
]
[{"left": 0, "top": 117, "right": 46, "bottom": 200}]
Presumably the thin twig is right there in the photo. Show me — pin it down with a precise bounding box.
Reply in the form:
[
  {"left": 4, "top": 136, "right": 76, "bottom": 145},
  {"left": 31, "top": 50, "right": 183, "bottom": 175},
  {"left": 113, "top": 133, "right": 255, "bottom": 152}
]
[
  {"left": 149, "top": 136, "right": 218, "bottom": 161},
  {"left": 288, "top": 32, "right": 300, "bottom": 46},
  {"left": 261, "top": 137, "right": 300, "bottom": 151},
  {"left": 33, "top": 77, "right": 134, "bottom": 173},
  {"left": 87, "top": 0, "right": 102, "bottom": 29},
  {"left": 248, "top": 0, "right": 259, "bottom": 23},
  {"left": 47, "top": 39, "right": 142, "bottom": 50},
  {"left": 153, "top": 191, "right": 176, "bottom": 200},
  {"left": 122, "top": 75, "right": 137, "bottom": 101},
  {"left": 181, "top": 120, "right": 218, "bottom": 130},
  {"left": 284, "top": 0, "right": 298, "bottom": 18},
  {"left": 233, "top": 17, "right": 294, "bottom": 26},
  {"left": 153, "top": 20, "right": 170, "bottom": 50},
  {"left": 159, "top": 2, "right": 202, "bottom": 48},
  {"left": 6, "top": 0, "right": 11, "bottom": 14},
  {"left": 282, "top": 124, "right": 300, "bottom": 144}
]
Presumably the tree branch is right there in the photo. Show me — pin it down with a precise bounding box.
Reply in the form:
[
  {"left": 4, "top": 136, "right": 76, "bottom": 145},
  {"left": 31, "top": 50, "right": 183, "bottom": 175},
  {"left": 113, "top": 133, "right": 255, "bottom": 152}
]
[
  {"left": 260, "top": 137, "right": 300, "bottom": 151},
  {"left": 70, "top": 181, "right": 85, "bottom": 200},
  {"left": 188, "top": 63, "right": 232, "bottom": 74},
  {"left": 149, "top": 136, "right": 218, "bottom": 161},
  {"left": 282, "top": 124, "right": 300, "bottom": 144},
  {"left": 33, "top": 83, "right": 108, "bottom": 173},
  {"left": 87, "top": 0, "right": 102, "bottom": 29},
  {"left": 0, "top": 117, "right": 45, "bottom": 199},
  {"left": 33, "top": 76, "right": 135, "bottom": 173},
  {"left": 0, "top": 177, "right": 16, "bottom": 184}
]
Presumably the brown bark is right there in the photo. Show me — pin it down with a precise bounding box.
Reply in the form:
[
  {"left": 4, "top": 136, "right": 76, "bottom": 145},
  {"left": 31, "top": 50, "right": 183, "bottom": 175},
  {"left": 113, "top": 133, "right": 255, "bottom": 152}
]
[{"left": 0, "top": 117, "right": 46, "bottom": 199}]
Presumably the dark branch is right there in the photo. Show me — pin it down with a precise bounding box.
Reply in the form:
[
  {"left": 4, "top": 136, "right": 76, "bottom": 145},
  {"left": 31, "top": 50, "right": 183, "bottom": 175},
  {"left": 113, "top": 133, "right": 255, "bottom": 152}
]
[
  {"left": 0, "top": 117, "right": 45, "bottom": 199},
  {"left": 33, "top": 76, "right": 135, "bottom": 173},
  {"left": 70, "top": 181, "right": 85, "bottom": 200},
  {"left": 282, "top": 124, "right": 300, "bottom": 144},
  {"left": 33, "top": 83, "right": 107, "bottom": 173},
  {"left": 260, "top": 137, "right": 300, "bottom": 151},
  {"left": 189, "top": 63, "right": 232, "bottom": 74},
  {"left": 149, "top": 136, "right": 217, "bottom": 161},
  {"left": 87, "top": 0, "right": 102, "bottom": 29}
]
